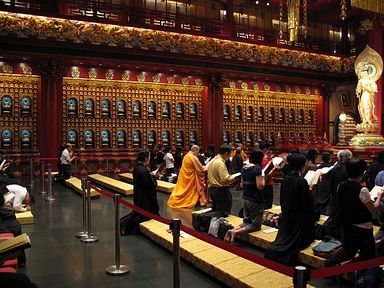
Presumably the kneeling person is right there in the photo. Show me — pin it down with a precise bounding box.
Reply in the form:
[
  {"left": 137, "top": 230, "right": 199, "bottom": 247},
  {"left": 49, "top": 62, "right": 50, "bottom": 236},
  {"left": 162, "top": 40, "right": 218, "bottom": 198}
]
[{"left": 2, "top": 184, "right": 31, "bottom": 213}]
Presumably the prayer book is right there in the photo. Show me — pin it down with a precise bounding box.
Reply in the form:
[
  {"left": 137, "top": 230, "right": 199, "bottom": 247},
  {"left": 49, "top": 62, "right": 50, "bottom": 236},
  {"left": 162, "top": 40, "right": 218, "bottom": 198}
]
[
  {"left": 0, "top": 159, "right": 6, "bottom": 171},
  {"left": 370, "top": 186, "right": 383, "bottom": 201},
  {"left": 150, "top": 168, "right": 158, "bottom": 176},
  {"left": 263, "top": 228, "right": 278, "bottom": 234},
  {"left": 230, "top": 172, "right": 241, "bottom": 180},
  {"left": 272, "top": 157, "right": 284, "bottom": 167},
  {"left": 0, "top": 233, "right": 31, "bottom": 255}
]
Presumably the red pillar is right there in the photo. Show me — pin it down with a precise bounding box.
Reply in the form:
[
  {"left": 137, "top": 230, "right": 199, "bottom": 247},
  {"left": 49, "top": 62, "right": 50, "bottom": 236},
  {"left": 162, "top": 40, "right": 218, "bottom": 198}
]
[
  {"left": 202, "top": 74, "right": 224, "bottom": 150},
  {"left": 225, "top": 0, "right": 234, "bottom": 38},
  {"left": 37, "top": 61, "right": 67, "bottom": 159},
  {"left": 367, "top": 21, "right": 383, "bottom": 134}
]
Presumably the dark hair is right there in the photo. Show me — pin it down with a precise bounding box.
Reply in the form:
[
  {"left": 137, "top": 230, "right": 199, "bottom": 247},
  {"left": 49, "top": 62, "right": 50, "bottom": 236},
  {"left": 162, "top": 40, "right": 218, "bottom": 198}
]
[
  {"left": 164, "top": 146, "right": 171, "bottom": 153},
  {"left": 137, "top": 150, "right": 149, "bottom": 162},
  {"left": 287, "top": 153, "right": 306, "bottom": 171},
  {"left": 218, "top": 144, "right": 232, "bottom": 155},
  {"left": 306, "top": 148, "right": 319, "bottom": 163},
  {"left": 290, "top": 148, "right": 300, "bottom": 154},
  {"left": 322, "top": 151, "right": 330, "bottom": 163},
  {"left": 259, "top": 141, "right": 270, "bottom": 151},
  {"left": 208, "top": 144, "right": 215, "bottom": 153},
  {"left": 249, "top": 150, "right": 264, "bottom": 166},
  {"left": 346, "top": 157, "right": 367, "bottom": 179},
  {"left": 0, "top": 184, "right": 8, "bottom": 196},
  {"left": 377, "top": 150, "right": 384, "bottom": 164},
  {"left": 176, "top": 146, "right": 182, "bottom": 153},
  {"left": 0, "top": 194, "right": 4, "bottom": 207}
]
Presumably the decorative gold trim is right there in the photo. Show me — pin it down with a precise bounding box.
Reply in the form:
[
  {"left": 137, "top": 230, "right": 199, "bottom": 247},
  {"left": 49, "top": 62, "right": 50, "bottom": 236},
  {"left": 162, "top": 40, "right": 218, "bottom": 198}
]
[
  {"left": 223, "top": 88, "right": 319, "bottom": 101},
  {"left": 0, "top": 12, "right": 354, "bottom": 73},
  {"left": 22, "top": 64, "right": 32, "bottom": 75},
  {"left": 88, "top": 68, "right": 97, "bottom": 79},
  {"left": 105, "top": 69, "right": 114, "bottom": 80},
  {"left": 3, "top": 63, "right": 13, "bottom": 74},
  {"left": 71, "top": 67, "right": 80, "bottom": 78}
]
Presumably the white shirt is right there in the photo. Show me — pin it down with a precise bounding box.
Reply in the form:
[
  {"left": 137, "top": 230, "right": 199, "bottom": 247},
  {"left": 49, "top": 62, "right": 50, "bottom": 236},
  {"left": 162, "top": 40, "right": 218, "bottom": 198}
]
[
  {"left": 5, "top": 184, "right": 28, "bottom": 212},
  {"left": 354, "top": 187, "right": 373, "bottom": 229},
  {"left": 60, "top": 148, "right": 71, "bottom": 165},
  {"left": 164, "top": 152, "right": 174, "bottom": 169}
]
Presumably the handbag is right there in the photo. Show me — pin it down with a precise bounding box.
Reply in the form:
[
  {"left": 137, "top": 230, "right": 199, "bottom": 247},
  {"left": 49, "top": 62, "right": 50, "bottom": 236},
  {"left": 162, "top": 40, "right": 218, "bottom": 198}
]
[
  {"left": 208, "top": 217, "right": 228, "bottom": 238},
  {"left": 312, "top": 238, "right": 342, "bottom": 258}
]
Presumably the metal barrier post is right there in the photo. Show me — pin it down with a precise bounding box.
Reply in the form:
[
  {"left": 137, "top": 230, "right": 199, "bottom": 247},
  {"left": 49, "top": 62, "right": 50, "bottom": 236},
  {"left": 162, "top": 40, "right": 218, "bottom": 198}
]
[
  {"left": 76, "top": 177, "right": 88, "bottom": 238},
  {"left": 29, "top": 157, "right": 35, "bottom": 188},
  {"left": 41, "top": 161, "right": 47, "bottom": 195},
  {"left": 106, "top": 194, "right": 130, "bottom": 275},
  {"left": 45, "top": 163, "right": 55, "bottom": 203},
  {"left": 106, "top": 157, "right": 109, "bottom": 177},
  {"left": 294, "top": 266, "right": 308, "bottom": 288},
  {"left": 80, "top": 181, "right": 99, "bottom": 243},
  {"left": 171, "top": 218, "right": 181, "bottom": 288}
]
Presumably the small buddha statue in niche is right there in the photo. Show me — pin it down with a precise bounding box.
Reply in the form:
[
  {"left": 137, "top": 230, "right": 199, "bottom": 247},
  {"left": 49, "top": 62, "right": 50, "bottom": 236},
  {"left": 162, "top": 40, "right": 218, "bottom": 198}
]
[
  {"left": 68, "top": 130, "right": 77, "bottom": 146},
  {"left": 224, "top": 105, "right": 230, "bottom": 120},
  {"left": 258, "top": 107, "right": 264, "bottom": 122},
  {"left": 84, "top": 99, "right": 94, "bottom": 117},
  {"left": 235, "top": 106, "right": 242, "bottom": 121},
  {"left": 132, "top": 131, "right": 141, "bottom": 147},
  {"left": 117, "top": 100, "right": 126, "bottom": 117},
  {"left": 246, "top": 132, "right": 253, "bottom": 146},
  {"left": 21, "top": 97, "right": 32, "bottom": 115},
  {"left": 101, "top": 130, "right": 110, "bottom": 147},
  {"left": 189, "top": 131, "right": 196, "bottom": 144},
  {"left": 148, "top": 130, "right": 155, "bottom": 148},
  {"left": 162, "top": 103, "right": 170, "bottom": 118},
  {"left": 1, "top": 129, "right": 12, "bottom": 149},
  {"left": 176, "top": 103, "right": 183, "bottom": 118},
  {"left": 20, "top": 130, "right": 31, "bottom": 148},
  {"left": 247, "top": 107, "right": 253, "bottom": 121},
  {"left": 279, "top": 108, "right": 285, "bottom": 122},
  {"left": 84, "top": 130, "right": 94, "bottom": 147},
  {"left": 133, "top": 101, "right": 141, "bottom": 118},
  {"left": 162, "top": 131, "right": 170, "bottom": 146},
  {"left": 101, "top": 100, "right": 110, "bottom": 117},
  {"left": 117, "top": 130, "right": 126, "bottom": 147},
  {"left": 189, "top": 103, "right": 197, "bottom": 118},
  {"left": 176, "top": 131, "right": 184, "bottom": 147},
  {"left": 223, "top": 131, "right": 229, "bottom": 144},
  {"left": 1, "top": 96, "right": 12, "bottom": 115},
  {"left": 148, "top": 101, "right": 156, "bottom": 118},
  {"left": 235, "top": 132, "right": 242, "bottom": 144}
]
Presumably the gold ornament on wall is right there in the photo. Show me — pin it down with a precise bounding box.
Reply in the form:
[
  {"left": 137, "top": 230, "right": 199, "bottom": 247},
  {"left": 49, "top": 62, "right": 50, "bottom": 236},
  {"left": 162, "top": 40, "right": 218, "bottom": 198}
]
[
  {"left": 340, "top": 0, "right": 347, "bottom": 21},
  {"left": 181, "top": 77, "right": 189, "bottom": 85},
  {"left": 71, "top": 67, "right": 80, "bottom": 78},
  {"left": 88, "top": 68, "right": 97, "bottom": 79},
  {"left": 241, "top": 82, "right": 248, "bottom": 90},
  {"left": 152, "top": 73, "right": 161, "bottom": 83},
  {"left": 357, "top": 19, "right": 374, "bottom": 35},
  {"left": 137, "top": 72, "right": 145, "bottom": 82},
  {"left": 253, "top": 84, "right": 259, "bottom": 92},
  {"left": 3, "top": 63, "right": 13, "bottom": 74},
  {"left": 167, "top": 76, "right": 175, "bottom": 84},
  {"left": 264, "top": 84, "right": 270, "bottom": 92},
  {"left": 105, "top": 69, "right": 114, "bottom": 80},
  {"left": 122, "top": 70, "right": 130, "bottom": 81},
  {"left": 195, "top": 78, "right": 202, "bottom": 86},
  {"left": 22, "top": 64, "right": 32, "bottom": 75},
  {"left": 229, "top": 81, "right": 236, "bottom": 89}
]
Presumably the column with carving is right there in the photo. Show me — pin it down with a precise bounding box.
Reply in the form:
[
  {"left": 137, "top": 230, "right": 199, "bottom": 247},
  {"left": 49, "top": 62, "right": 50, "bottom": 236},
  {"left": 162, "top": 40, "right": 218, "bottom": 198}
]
[
  {"left": 37, "top": 61, "right": 67, "bottom": 158},
  {"left": 319, "top": 86, "right": 332, "bottom": 143},
  {"left": 202, "top": 74, "right": 225, "bottom": 150}
]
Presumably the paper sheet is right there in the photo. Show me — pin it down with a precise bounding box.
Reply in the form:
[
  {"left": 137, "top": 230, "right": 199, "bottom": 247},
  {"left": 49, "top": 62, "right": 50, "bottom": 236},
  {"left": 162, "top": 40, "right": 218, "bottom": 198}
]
[
  {"left": 370, "top": 186, "right": 383, "bottom": 200},
  {"left": 230, "top": 172, "right": 241, "bottom": 180},
  {"left": 263, "top": 228, "right": 278, "bottom": 234}
]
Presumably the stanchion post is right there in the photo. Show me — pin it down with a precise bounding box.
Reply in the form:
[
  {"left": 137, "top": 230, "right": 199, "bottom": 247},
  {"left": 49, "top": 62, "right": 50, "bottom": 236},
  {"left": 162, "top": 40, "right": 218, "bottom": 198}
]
[
  {"left": 45, "top": 163, "right": 55, "bottom": 203},
  {"left": 170, "top": 218, "right": 181, "bottom": 288},
  {"left": 106, "top": 157, "right": 109, "bottom": 177},
  {"left": 294, "top": 266, "right": 308, "bottom": 288},
  {"left": 29, "top": 157, "right": 35, "bottom": 188},
  {"left": 41, "top": 161, "right": 47, "bottom": 195},
  {"left": 76, "top": 177, "right": 88, "bottom": 238},
  {"left": 80, "top": 181, "right": 99, "bottom": 243},
  {"left": 106, "top": 194, "right": 130, "bottom": 275}
]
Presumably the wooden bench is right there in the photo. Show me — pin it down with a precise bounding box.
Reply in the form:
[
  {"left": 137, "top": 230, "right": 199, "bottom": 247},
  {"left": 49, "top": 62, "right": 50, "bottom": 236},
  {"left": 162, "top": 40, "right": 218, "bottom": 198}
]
[
  {"left": 88, "top": 174, "right": 133, "bottom": 196},
  {"left": 119, "top": 173, "right": 175, "bottom": 194},
  {"left": 15, "top": 211, "right": 34, "bottom": 225},
  {"left": 64, "top": 177, "right": 100, "bottom": 198},
  {"left": 140, "top": 219, "right": 304, "bottom": 288}
]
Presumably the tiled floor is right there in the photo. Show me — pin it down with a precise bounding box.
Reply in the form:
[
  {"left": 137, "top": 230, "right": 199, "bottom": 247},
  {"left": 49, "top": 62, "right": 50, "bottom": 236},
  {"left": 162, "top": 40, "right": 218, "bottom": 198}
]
[{"left": 17, "top": 178, "right": 353, "bottom": 287}]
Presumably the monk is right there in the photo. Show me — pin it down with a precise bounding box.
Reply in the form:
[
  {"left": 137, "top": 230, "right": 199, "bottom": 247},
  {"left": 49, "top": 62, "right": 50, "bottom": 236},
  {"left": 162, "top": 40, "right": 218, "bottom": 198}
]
[{"left": 167, "top": 145, "right": 207, "bottom": 208}]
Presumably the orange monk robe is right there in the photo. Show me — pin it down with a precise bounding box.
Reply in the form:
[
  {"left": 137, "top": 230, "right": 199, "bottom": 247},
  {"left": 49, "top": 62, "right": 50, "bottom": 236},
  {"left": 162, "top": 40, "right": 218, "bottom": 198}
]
[
  {"left": 167, "top": 151, "right": 207, "bottom": 208},
  {"left": 230, "top": 149, "right": 248, "bottom": 161}
]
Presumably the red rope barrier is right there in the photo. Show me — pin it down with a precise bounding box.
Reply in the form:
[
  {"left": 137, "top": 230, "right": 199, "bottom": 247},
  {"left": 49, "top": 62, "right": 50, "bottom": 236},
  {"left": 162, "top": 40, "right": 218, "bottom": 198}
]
[
  {"left": 90, "top": 185, "right": 114, "bottom": 199},
  {"left": 311, "top": 256, "right": 384, "bottom": 279}
]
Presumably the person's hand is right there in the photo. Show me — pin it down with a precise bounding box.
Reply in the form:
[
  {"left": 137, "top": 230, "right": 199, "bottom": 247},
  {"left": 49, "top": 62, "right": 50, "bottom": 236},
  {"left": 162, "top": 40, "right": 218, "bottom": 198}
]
[
  {"left": 378, "top": 188, "right": 384, "bottom": 199},
  {"left": 25, "top": 205, "right": 31, "bottom": 211},
  {"left": 203, "top": 167, "right": 208, "bottom": 172}
]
